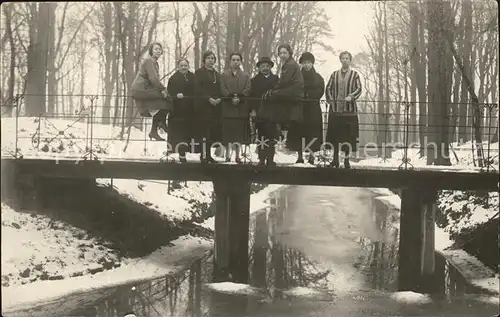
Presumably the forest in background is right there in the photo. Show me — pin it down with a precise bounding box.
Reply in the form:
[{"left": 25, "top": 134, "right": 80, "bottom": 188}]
[{"left": 0, "top": 1, "right": 498, "bottom": 166}]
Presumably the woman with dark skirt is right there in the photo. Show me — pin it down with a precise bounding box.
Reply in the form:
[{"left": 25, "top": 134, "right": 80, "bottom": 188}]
[
  {"left": 130, "top": 42, "right": 171, "bottom": 141},
  {"left": 193, "top": 51, "right": 222, "bottom": 163},
  {"left": 287, "top": 52, "right": 325, "bottom": 164},
  {"left": 325, "top": 51, "right": 362, "bottom": 168},
  {"left": 263, "top": 44, "right": 304, "bottom": 163},
  {"left": 166, "top": 58, "right": 195, "bottom": 163},
  {"left": 220, "top": 52, "right": 252, "bottom": 163}
]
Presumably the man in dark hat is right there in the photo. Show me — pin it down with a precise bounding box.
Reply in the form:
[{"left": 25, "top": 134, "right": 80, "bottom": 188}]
[
  {"left": 250, "top": 57, "right": 280, "bottom": 165},
  {"left": 285, "top": 52, "right": 325, "bottom": 164}
]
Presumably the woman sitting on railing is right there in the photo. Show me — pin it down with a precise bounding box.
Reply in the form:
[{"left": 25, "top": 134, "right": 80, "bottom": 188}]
[
  {"left": 167, "top": 58, "right": 195, "bottom": 163},
  {"left": 130, "top": 42, "right": 172, "bottom": 141}
]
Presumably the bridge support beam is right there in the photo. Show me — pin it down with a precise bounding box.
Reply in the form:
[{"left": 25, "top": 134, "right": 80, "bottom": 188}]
[
  {"left": 212, "top": 178, "right": 251, "bottom": 284},
  {"left": 398, "top": 188, "right": 437, "bottom": 293}
]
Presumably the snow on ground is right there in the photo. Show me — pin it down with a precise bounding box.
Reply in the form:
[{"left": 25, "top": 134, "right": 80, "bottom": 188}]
[
  {"left": 372, "top": 177, "right": 499, "bottom": 296},
  {"left": 250, "top": 184, "right": 289, "bottom": 215},
  {"left": 200, "top": 217, "right": 215, "bottom": 231},
  {"left": 281, "top": 286, "right": 335, "bottom": 300},
  {"left": 0, "top": 117, "right": 303, "bottom": 166},
  {"left": 439, "top": 249, "right": 499, "bottom": 295},
  {"left": 390, "top": 291, "right": 433, "bottom": 305},
  {"left": 96, "top": 179, "right": 213, "bottom": 223},
  {"left": 357, "top": 142, "right": 498, "bottom": 171},
  {"left": 437, "top": 190, "right": 499, "bottom": 237},
  {"left": 1, "top": 203, "right": 130, "bottom": 288},
  {"left": 2, "top": 235, "right": 212, "bottom": 312}
]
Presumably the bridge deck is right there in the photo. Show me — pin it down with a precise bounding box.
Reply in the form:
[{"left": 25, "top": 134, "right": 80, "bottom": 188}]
[{"left": 6, "top": 157, "right": 498, "bottom": 191}]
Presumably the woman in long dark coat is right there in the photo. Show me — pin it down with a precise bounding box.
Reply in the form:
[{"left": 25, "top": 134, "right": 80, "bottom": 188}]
[
  {"left": 193, "top": 51, "right": 222, "bottom": 163},
  {"left": 167, "top": 58, "right": 195, "bottom": 163},
  {"left": 130, "top": 42, "right": 171, "bottom": 141},
  {"left": 264, "top": 44, "right": 304, "bottom": 163},
  {"left": 287, "top": 52, "right": 325, "bottom": 164}
]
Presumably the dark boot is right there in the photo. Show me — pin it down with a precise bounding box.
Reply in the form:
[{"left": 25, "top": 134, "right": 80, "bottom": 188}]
[
  {"left": 157, "top": 120, "right": 168, "bottom": 134},
  {"left": 153, "top": 109, "right": 168, "bottom": 133},
  {"left": 344, "top": 157, "right": 351, "bottom": 169},
  {"left": 267, "top": 146, "right": 276, "bottom": 166},
  {"left": 330, "top": 156, "right": 339, "bottom": 168},
  {"left": 148, "top": 121, "right": 164, "bottom": 141},
  {"left": 179, "top": 149, "right": 187, "bottom": 163},
  {"left": 308, "top": 153, "right": 315, "bottom": 165}
]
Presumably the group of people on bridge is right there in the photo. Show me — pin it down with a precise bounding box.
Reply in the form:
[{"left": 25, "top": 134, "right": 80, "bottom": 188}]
[{"left": 130, "top": 43, "right": 362, "bottom": 168}]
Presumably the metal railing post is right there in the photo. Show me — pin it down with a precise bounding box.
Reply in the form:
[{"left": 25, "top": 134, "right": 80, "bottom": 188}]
[
  {"left": 83, "top": 95, "right": 98, "bottom": 160},
  {"left": 399, "top": 101, "right": 414, "bottom": 170},
  {"left": 14, "top": 94, "right": 23, "bottom": 159}
]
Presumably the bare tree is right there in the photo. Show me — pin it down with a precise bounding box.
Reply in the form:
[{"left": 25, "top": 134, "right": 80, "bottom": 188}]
[
  {"left": 2, "top": 3, "right": 16, "bottom": 111},
  {"left": 427, "top": 0, "right": 453, "bottom": 166}
]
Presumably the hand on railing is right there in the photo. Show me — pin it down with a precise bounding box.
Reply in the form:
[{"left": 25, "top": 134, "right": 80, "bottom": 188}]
[{"left": 232, "top": 95, "right": 240, "bottom": 105}]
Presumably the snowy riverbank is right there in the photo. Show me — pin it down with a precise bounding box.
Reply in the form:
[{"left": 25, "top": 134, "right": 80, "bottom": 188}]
[
  {"left": 1, "top": 177, "right": 284, "bottom": 312},
  {"left": 370, "top": 187, "right": 499, "bottom": 295},
  {"left": 2, "top": 116, "right": 498, "bottom": 309}
]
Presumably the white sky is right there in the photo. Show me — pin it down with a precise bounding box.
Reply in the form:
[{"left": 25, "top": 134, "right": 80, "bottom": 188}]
[{"left": 314, "top": 1, "right": 375, "bottom": 83}]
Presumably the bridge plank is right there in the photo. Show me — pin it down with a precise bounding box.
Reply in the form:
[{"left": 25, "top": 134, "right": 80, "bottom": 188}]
[{"left": 8, "top": 158, "right": 498, "bottom": 191}]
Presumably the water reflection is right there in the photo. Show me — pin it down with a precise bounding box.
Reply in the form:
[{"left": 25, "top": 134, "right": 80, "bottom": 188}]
[{"left": 8, "top": 186, "right": 499, "bottom": 317}]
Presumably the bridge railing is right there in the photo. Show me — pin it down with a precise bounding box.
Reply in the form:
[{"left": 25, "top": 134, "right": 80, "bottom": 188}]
[{"left": 0, "top": 93, "right": 498, "bottom": 171}]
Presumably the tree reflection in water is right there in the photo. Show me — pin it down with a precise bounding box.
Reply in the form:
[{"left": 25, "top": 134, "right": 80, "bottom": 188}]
[
  {"left": 10, "top": 186, "right": 497, "bottom": 317},
  {"left": 351, "top": 196, "right": 400, "bottom": 291},
  {"left": 248, "top": 191, "right": 334, "bottom": 302},
  {"left": 87, "top": 256, "right": 206, "bottom": 317}
]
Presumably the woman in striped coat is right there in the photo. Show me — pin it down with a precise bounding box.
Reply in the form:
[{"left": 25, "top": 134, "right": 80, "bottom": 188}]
[{"left": 325, "top": 51, "right": 362, "bottom": 168}]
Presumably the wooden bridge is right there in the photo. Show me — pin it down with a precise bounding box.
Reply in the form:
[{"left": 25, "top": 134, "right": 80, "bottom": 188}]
[{"left": 2, "top": 155, "right": 498, "bottom": 294}]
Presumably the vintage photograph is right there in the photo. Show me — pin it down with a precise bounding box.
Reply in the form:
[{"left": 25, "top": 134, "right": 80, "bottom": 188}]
[{"left": 0, "top": 1, "right": 498, "bottom": 316}]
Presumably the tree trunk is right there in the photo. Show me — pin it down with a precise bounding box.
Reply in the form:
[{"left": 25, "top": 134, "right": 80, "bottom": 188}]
[
  {"left": 26, "top": 3, "right": 50, "bottom": 116},
  {"left": 225, "top": 3, "right": 238, "bottom": 70},
  {"left": 383, "top": 3, "right": 392, "bottom": 155},
  {"left": 427, "top": 0, "right": 452, "bottom": 166},
  {"left": 79, "top": 28, "right": 85, "bottom": 110},
  {"left": 417, "top": 2, "right": 427, "bottom": 156},
  {"left": 375, "top": 5, "right": 385, "bottom": 155},
  {"left": 46, "top": 3, "right": 57, "bottom": 115},
  {"left": 102, "top": 3, "right": 113, "bottom": 124},
  {"left": 409, "top": 2, "right": 419, "bottom": 143},
  {"left": 3, "top": 4, "right": 16, "bottom": 114}
]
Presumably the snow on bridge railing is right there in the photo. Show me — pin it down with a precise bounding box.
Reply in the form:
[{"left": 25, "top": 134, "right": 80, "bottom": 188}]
[{"left": 0, "top": 93, "right": 498, "bottom": 172}]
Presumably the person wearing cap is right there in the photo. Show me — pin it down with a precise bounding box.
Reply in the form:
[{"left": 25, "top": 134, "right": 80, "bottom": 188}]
[
  {"left": 263, "top": 43, "right": 305, "bottom": 164},
  {"left": 287, "top": 52, "right": 325, "bottom": 164},
  {"left": 250, "top": 57, "right": 280, "bottom": 165},
  {"left": 325, "top": 50, "right": 362, "bottom": 168},
  {"left": 220, "top": 52, "right": 252, "bottom": 163}
]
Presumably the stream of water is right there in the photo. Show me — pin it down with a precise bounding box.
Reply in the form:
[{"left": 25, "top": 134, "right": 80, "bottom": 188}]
[{"left": 7, "top": 186, "right": 498, "bottom": 317}]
